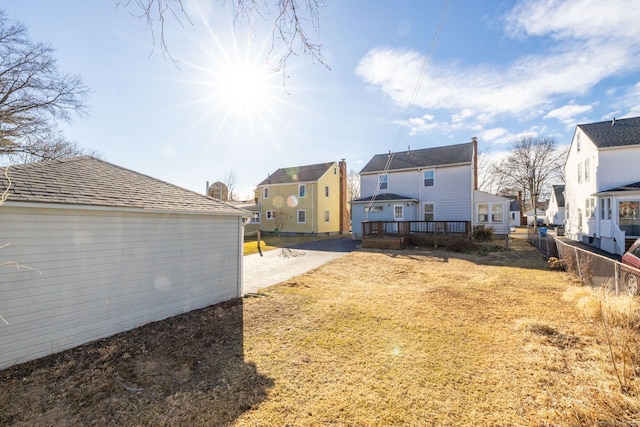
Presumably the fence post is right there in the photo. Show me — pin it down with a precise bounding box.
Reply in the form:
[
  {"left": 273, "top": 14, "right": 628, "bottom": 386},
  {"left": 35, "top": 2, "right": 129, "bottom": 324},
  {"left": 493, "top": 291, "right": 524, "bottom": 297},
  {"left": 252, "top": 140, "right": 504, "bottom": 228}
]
[{"left": 575, "top": 247, "right": 581, "bottom": 278}]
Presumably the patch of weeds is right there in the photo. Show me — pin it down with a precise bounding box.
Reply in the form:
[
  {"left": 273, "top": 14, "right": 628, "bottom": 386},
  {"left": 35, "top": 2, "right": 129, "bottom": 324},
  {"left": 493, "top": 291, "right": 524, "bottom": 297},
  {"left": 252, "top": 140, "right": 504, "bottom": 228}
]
[
  {"left": 444, "top": 237, "right": 477, "bottom": 252},
  {"left": 472, "top": 225, "right": 494, "bottom": 242}
]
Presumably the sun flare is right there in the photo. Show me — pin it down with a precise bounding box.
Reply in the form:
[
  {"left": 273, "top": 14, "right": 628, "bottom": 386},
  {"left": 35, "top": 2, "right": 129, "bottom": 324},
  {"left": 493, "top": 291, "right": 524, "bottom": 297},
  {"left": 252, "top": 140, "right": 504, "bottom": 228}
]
[{"left": 217, "top": 61, "right": 275, "bottom": 113}]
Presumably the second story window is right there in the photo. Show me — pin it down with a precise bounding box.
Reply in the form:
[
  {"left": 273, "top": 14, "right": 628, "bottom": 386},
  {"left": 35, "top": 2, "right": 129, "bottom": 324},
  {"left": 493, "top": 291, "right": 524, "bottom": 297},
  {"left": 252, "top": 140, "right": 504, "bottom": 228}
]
[
  {"left": 264, "top": 187, "right": 269, "bottom": 199},
  {"left": 379, "top": 174, "right": 388, "bottom": 190},
  {"left": 299, "top": 184, "right": 306, "bottom": 198},
  {"left": 325, "top": 185, "right": 329, "bottom": 197},
  {"left": 424, "top": 170, "right": 435, "bottom": 187}
]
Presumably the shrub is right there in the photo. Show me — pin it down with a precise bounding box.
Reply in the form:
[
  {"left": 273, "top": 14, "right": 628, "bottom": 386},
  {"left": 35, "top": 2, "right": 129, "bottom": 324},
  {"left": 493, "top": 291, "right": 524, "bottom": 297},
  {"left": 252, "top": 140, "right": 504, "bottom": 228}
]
[
  {"left": 472, "top": 225, "right": 494, "bottom": 241},
  {"left": 445, "top": 236, "right": 477, "bottom": 252}
]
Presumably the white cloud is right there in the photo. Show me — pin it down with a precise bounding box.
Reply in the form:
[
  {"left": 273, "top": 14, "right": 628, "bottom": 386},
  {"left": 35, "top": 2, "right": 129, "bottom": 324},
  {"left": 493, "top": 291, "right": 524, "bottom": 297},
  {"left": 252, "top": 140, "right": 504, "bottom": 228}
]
[
  {"left": 355, "top": 0, "right": 640, "bottom": 131},
  {"left": 544, "top": 101, "right": 593, "bottom": 126}
]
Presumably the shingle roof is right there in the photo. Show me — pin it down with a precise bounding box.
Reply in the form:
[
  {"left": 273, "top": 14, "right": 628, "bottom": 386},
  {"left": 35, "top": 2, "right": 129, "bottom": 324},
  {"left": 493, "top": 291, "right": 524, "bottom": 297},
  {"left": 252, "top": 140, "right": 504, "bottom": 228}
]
[
  {"left": 552, "top": 184, "right": 565, "bottom": 207},
  {"left": 578, "top": 116, "right": 640, "bottom": 148},
  {"left": 595, "top": 181, "right": 640, "bottom": 195},
  {"left": 359, "top": 142, "right": 473, "bottom": 174},
  {"left": 0, "top": 156, "right": 247, "bottom": 215},
  {"left": 257, "top": 161, "right": 335, "bottom": 186},
  {"left": 349, "top": 193, "right": 418, "bottom": 203}
]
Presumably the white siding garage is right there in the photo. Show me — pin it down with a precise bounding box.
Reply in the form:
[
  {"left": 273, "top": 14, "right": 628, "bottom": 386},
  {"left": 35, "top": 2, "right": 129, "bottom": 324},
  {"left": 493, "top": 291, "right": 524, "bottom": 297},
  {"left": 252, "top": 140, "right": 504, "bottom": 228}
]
[{"left": 0, "top": 157, "right": 249, "bottom": 369}]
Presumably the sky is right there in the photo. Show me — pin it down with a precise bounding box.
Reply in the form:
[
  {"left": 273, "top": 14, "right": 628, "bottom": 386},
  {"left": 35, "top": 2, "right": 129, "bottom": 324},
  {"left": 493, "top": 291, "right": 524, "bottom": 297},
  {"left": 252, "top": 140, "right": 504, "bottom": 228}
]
[{"left": 2, "top": 0, "right": 640, "bottom": 200}]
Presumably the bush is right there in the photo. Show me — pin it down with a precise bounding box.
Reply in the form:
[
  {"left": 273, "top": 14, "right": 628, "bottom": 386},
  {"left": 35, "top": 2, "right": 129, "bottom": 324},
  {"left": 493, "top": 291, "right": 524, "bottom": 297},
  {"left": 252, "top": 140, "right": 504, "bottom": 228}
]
[
  {"left": 445, "top": 237, "right": 477, "bottom": 252},
  {"left": 472, "top": 225, "right": 494, "bottom": 242}
]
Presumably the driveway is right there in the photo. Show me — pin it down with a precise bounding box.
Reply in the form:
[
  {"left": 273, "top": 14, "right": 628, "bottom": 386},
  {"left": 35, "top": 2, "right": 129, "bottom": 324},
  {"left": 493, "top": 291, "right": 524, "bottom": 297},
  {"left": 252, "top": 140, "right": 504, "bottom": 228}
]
[{"left": 242, "top": 237, "right": 360, "bottom": 295}]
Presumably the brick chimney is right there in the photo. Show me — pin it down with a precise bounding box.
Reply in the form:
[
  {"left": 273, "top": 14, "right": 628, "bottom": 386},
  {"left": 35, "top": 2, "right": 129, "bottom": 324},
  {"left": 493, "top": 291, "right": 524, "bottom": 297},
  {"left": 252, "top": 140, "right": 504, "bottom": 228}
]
[{"left": 339, "top": 159, "right": 350, "bottom": 234}]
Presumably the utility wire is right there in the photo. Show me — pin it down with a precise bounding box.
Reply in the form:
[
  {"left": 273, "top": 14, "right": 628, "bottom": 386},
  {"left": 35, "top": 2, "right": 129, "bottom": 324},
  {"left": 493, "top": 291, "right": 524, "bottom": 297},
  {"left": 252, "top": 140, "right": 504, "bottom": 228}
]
[{"left": 365, "top": 0, "right": 453, "bottom": 216}]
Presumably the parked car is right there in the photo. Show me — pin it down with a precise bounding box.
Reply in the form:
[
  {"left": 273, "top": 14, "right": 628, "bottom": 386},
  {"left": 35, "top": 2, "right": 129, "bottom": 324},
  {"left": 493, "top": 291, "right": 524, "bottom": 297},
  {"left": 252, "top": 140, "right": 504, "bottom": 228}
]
[{"left": 621, "top": 238, "right": 640, "bottom": 295}]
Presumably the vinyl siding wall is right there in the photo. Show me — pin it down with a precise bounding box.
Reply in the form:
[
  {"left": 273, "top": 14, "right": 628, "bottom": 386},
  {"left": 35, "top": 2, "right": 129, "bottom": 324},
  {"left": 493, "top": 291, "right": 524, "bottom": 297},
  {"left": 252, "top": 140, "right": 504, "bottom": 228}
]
[
  {"left": 360, "top": 164, "right": 473, "bottom": 221},
  {"left": 0, "top": 205, "right": 242, "bottom": 369}
]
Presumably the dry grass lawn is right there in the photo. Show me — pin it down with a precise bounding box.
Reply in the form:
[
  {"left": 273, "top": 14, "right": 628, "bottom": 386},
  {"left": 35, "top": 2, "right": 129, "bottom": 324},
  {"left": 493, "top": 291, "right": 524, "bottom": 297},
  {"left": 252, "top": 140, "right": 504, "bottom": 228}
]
[{"left": 2, "top": 239, "right": 639, "bottom": 426}]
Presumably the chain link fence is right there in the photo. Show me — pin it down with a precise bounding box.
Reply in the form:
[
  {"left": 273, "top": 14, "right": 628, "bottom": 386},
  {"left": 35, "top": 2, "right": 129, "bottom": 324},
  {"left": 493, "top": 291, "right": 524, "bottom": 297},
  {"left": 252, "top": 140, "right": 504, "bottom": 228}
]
[
  {"left": 526, "top": 227, "right": 559, "bottom": 258},
  {"left": 555, "top": 239, "right": 640, "bottom": 295}
]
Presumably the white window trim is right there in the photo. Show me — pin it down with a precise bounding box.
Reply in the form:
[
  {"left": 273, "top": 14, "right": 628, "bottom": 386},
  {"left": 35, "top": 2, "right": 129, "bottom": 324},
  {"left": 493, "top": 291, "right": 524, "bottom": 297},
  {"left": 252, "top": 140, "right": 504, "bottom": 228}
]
[
  {"left": 379, "top": 174, "right": 388, "bottom": 190},
  {"left": 324, "top": 210, "right": 330, "bottom": 222},
  {"left": 266, "top": 210, "right": 276, "bottom": 220},
  {"left": 424, "top": 203, "right": 435, "bottom": 221},
  {"left": 325, "top": 185, "right": 330, "bottom": 197},
  {"left": 423, "top": 169, "right": 435, "bottom": 187},
  {"left": 264, "top": 187, "right": 269, "bottom": 199},
  {"left": 299, "top": 184, "right": 306, "bottom": 198}
]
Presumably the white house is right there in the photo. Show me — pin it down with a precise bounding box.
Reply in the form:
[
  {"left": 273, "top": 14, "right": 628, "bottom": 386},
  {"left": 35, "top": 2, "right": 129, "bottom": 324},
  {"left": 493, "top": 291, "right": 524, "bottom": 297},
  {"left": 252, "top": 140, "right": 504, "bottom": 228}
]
[
  {"left": 509, "top": 199, "right": 522, "bottom": 227},
  {"left": 0, "top": 156, "right": 250, "bottom": 369},
  {"left": 350, "top": 139, "right": 510, "bottom": 239},
  {"left": 546, "top": 184, "right": 565, "bottom": 226},
  {"left": 564, "top": 116, "right": 640, "bottom": 255}
]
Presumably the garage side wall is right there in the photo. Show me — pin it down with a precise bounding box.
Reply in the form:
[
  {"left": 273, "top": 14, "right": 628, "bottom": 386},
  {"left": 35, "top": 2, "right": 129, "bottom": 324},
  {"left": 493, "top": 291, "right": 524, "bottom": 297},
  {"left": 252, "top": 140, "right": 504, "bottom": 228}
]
[{"left": 0, "top": 206, "right": 242, "bottom": 369}]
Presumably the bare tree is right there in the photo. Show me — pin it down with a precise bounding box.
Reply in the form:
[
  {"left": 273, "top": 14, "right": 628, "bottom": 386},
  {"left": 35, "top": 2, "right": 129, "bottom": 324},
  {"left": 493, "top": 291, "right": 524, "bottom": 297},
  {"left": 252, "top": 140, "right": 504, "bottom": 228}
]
[
  {"left": 223, "top": 169, "right": 238, "bottom": 201},
  {"left": 347, "top": 168, "right": 360, "bottom": 201},
  {"left": 118, "top": 0, "right": 328, "bottom": 72},
  {"left": 0, "top": 11, "right": 90, "bottom": 162},
  {"left": 274, "top": 209, "right": 291, "bottom": 237},
  {"left": 492, "top": 136, "right": 564, "bottom": 211},
  {"left": 477, "top": 151, "right": 499, "bottom": 194}
]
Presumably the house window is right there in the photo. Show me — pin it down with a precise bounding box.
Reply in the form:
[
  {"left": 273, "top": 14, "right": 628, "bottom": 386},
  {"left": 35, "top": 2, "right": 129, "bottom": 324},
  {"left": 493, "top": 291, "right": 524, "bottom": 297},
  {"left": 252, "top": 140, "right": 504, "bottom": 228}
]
[
  {"left": 619, "top": 201, "right": 640, "bottom": 236},
  {"left": 325, "top": 185, "right": 329, "bottom": 197},
  {"left": 334, "top": 167, "right": 337, "bottom": 175},
  {"left": 250, "top": 213, "right": 260, "bottom": 223},
  {"left": 577, "top": 162, "right": 582, "bottom": 184},
  {"left": 492, "top": 204, "right": 503, "bottom": 222},
  {"left": 585, "top": 198, "right": 595, "bottom": 219},
  {"left": 324, "top": 210, "right": 330, "bottom": 222},
  {"left": 424, "top": 203, "right": 434, "bottom": 221},
  {"left": 365, "top": 206, "right": 383, "bottom": 212},
  {"left": 299, "top": 184, "right": 306, "bottom": 198},
  {"left": 584, "top": 158, "right": 590, "bottom": 182},
  {"left": 601, "top": 198, "right": 611, "bottom": 220},
  {"left": 266, "top": 210, "right": 276, "bottom": 219},
  {"left": 477, "top": 204, "right": 489, "bottom": 223},
  {"left": 394, "top": 205, "right": 403, "bottom": 220},
  {"left": 423, "top": 170, "right": 435, "bottom": 187},
  {"left": 298, "top": 210, "right": 306, "bottom": 223},
  {"left": 379, "top": 174, "right": 388, "bottom": 190},
  {"left": 577, "top": 132, "right": 582, "bottom": 152},
  {"left": 264, "top": 188, "right": 269, "bottom": 199}
]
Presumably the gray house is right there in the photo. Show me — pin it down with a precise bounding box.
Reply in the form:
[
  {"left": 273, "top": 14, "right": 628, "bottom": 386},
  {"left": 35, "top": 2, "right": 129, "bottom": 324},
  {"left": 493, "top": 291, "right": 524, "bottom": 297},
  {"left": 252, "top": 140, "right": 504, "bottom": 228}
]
[
  {"left": 351, "top": 140, "right": 510, "bottom": 239},
  {"left": 0, "top": 156, "right": 250, "bottom": 369}
]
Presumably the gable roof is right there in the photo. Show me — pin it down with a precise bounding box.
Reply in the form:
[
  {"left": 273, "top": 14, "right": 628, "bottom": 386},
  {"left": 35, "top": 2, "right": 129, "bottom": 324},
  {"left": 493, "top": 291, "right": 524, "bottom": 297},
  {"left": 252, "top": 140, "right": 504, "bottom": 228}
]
[
  {"left": 552, "top": 184, "right": 565, "bottom": 207},
  {"left": 0, "top": 156, "right": 247, "bottom": 215},
  {"left": 360, "top": 142, "right": 473, "bottom": 174},
  {"left": 257, "top": 161, "right": 335, "bottom": 186},
  {"left": 509, "top": 199, "right": 521, "bottom": 211},
  {"left": 578, "top": 116, "right": 640, "bottom": 148}
]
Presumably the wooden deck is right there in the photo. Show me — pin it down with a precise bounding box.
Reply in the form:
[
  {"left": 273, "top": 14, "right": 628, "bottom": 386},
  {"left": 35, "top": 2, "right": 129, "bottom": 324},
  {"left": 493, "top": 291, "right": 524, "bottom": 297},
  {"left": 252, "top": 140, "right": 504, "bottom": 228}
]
[{"left": 361, "top": 220, "right": 471, "bottom": 249}]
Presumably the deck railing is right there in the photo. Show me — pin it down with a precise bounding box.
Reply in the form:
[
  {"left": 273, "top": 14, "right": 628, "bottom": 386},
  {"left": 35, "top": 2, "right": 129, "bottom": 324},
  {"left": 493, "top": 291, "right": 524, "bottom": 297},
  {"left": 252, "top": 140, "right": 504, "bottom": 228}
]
[{"left": 361, "top": 220, "right": 471, "bottom": 238}]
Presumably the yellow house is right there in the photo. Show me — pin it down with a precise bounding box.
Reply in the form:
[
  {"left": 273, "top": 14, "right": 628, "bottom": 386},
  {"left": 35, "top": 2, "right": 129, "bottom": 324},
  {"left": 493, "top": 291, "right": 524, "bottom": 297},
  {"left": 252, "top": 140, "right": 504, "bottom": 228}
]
[{"left": 255, "top": 160, "right": 350, "bottom": 235}]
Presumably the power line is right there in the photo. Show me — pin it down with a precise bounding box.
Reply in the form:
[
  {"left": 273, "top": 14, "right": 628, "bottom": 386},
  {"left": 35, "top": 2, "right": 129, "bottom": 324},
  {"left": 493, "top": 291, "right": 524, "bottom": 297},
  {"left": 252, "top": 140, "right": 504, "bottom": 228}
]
[{"left": 365, "top": 0, "right": 454, "bottom": 216}]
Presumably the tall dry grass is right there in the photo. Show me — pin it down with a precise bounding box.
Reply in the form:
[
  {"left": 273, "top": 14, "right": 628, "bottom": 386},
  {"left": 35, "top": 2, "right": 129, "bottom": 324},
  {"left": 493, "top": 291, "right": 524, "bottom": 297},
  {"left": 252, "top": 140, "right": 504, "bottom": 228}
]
[{"left": 563, "top": 285, "right": 640, "bottom": 423}]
